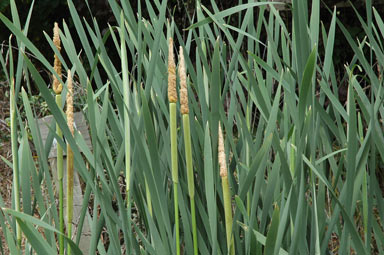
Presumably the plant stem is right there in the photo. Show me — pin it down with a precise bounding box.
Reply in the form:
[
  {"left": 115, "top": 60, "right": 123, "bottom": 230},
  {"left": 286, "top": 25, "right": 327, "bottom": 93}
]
[
  {"left": 145, "top": 179, "right": 152, "bottom": 217},
  {"left": 56, "top": 94, "right": 64, "bottom": 255},
  {"left": 170, "top": 102, "right": 180, "bottom": 255},
  {"left": 191, "top": 198, "right": 198, "bottom": 254},
  {"left": 290, "top": 128, "right": 296, "bottom": 177},
  {"left": 121, "top": 12, "right": 133, "bottom": 250},
  {"left": 10, "top": 78, "right": 21, "bottom": 248},
  {"left": 182, "top": 114, "right": 198, "bottom": 255},
  {"left": 246, "top": 101, "right": 251, "bottom": 217},
  {"left": 66, "top": 145, "right": 74, "bottom": 255},
  {"left": 222, "top": 175, "right": 235, "bottom": 255}
]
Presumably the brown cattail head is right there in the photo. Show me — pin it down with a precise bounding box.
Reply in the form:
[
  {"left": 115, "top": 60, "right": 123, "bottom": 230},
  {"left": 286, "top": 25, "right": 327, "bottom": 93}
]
[
  {"left": 52, "top": 22, "right": 62, "bottom": 94},
  {"left": 168, "top": 38, "right": 177, "bottom": 103},
  {"left": 179, "top": 47, "right": 189, "bottom": 114},
  {"left": 66, "top": 70, "right": 74, "bottom": 135},
  {"left": 218, "top": 123, "right": 227, "bottom": 177}
]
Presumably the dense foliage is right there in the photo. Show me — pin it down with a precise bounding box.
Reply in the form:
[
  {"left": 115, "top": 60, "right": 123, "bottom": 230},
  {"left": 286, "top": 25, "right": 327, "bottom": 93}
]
[{"left": 1, "top": 0, "right": 384, "bottom": 254}]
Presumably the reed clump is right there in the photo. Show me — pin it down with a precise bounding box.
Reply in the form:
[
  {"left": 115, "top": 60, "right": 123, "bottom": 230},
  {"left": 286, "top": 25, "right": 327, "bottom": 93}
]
[{"left": 2, "top": 2, "right": 383, "bottom": 254}]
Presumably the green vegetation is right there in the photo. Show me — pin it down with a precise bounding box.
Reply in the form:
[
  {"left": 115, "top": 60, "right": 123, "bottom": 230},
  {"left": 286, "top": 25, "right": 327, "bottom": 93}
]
[{"left": 1, "top": 0, "right": 384, "bottom": 254}]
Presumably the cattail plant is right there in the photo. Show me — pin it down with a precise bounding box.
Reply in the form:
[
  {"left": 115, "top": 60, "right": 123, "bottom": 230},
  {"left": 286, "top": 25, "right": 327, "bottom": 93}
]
[
  {"left": 179, "top": 47, "right": 198, "bottom": 255},
  {"left": 52, "top": 22, "right": 65, "bottom": 255},
  {"left": 66, "top": 70, "right": 75, "bottom": 254},
  {"left": 218, "top": 123, "right": 235, "bottom": 255},
  {"left": 120, "top": 14, "right": 134, "bottom": 249},
  {"left": 10, "top": 77, "right": 21, "bottom": 248},
  {"left": 168, "top": 37, "right": 180, "bottom": 255}
]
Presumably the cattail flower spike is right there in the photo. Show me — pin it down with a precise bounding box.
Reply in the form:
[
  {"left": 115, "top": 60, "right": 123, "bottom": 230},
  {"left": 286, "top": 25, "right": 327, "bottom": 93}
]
[{"left": 53, "top": 22, "right": 62, "bottom": 94}]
